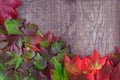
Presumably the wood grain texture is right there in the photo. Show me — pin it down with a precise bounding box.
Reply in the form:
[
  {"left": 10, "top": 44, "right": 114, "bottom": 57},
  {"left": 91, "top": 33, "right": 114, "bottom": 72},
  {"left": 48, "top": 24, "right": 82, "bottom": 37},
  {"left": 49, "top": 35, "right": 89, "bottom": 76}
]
[{"left": 17, "top": 0, "right": 120, "bottom": 56}]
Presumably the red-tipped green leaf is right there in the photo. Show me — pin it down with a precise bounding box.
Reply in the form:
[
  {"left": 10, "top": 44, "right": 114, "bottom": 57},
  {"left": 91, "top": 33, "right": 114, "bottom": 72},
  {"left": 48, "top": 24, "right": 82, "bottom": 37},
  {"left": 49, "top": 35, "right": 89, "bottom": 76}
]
[{"left": 64, "top": 54, "right": 82, "bottom": 74}]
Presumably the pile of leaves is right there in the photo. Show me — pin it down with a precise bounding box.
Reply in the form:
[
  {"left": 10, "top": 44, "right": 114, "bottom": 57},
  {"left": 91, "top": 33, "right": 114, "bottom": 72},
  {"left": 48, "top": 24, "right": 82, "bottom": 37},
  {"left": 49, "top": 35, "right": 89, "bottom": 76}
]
[
  {"left": 63, "top": 48, "right": 120, "bottom": 80},
  {"left": 0, "top": 18, "right": 72, "bottom": 80},
  {"left": 0, "top": 0, "right": 120, "bottom": 80},
  {"left": 0, "top": 19, "right": 120, "bottom": 80}
]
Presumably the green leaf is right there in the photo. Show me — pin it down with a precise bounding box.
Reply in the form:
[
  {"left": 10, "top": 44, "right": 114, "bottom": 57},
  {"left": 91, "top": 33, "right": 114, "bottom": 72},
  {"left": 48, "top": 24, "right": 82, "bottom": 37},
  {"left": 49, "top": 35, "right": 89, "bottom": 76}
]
[
  {"left": 0, "top": 55, "right": 6, "bottom": 71},
  {"left": 17, "top": 38, "right": 22, "bottom": 48},
  {"left": 13, "top": 73, "right": 20, "bottom": 80},
  {"left": 51, "top": 42, "right": 64, "bottom": 53},
  {"left": 6, "top": 51, "right": 12, "bottom": 56},
  {"left": 29, "top": 76, "right": 35, "bottom": 80},
  {"left": 36, "top": 30, "right": 42, "bottom": 35},
  {"left": 63, "top": 69, "right": 70, "bottom": 80},
  {"left": 39, "top": 40, "right": 49, "bottom": 48},
  {"left": 33, "top": 54, "right": 47, "bottom": 70},
  {"left": 27, "top": 69, "right": 36, "bottom": 80},
  {"left": 0, "top": 71, "right": 8, "bottom": 80},
  {"left": 4, "top": 19, "right": 22, "bottom": 35},
  {"left": 0, "top": 63, "right": 6, "bottom": 71},
  {"left": 51, "top": 57, "right": 63, "bottom": 80},
  {"left": 23, "top": 77, "right": 29, "bottom": 80},
  {"left": 7, "top": 53, "right": 23, "bottom": 69},
  {"left": 33, "top": 62, "right": 45, "bottom": 70},
  {"left": 24, "top": 36, "right": 31, "bottom": 43},
  {"left": 57, "top": 49, "right": 66, "bottom": 61},
  {"left": 25, "top": 52, "right": 35, "bottom": 59}
]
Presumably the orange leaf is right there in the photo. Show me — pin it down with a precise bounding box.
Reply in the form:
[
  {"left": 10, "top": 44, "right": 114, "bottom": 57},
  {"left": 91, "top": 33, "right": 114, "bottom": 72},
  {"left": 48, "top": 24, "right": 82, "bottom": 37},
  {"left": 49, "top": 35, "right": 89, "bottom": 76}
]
[{"left": 64, "top": 54, "right": 83, "bottom": 74}]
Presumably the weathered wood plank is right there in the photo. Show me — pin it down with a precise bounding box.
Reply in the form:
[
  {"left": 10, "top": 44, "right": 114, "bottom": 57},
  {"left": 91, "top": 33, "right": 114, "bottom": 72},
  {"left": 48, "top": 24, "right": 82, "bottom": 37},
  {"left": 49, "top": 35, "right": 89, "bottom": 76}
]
[{"left": 17, "top": 0, "right": 120, "bottom": 56}]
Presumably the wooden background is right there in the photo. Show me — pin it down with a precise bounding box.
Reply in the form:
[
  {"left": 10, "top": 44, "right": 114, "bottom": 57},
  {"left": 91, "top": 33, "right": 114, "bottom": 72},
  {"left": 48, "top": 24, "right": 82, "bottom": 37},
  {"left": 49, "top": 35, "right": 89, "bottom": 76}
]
[{"left": 18, "top": 0, "right": 120, "bottom": 56}]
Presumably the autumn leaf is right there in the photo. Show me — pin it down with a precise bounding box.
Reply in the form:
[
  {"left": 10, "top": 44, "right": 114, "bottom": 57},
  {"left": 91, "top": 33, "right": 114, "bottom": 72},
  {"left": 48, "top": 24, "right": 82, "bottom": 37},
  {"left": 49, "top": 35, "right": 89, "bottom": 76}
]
[
  {"left": 25, "top": 43, "right": 41, "bottom": 52},
  {"left": 56, "top": 49, "right": 67, "bottom": 62},
  {"left": 7, "top": 52, "right": 23, "bottom": 69},
  {"left": 68, "top": 71, "right": 87, "bottom": 80},
  {"left": 24, "top": 23, "right": 39, "bottom": 36},
  {"left": 96, "top": 60, "right": 114, "bottom": 80},
  {"left": 111, "top": 63, "right": 120, "bottom": 80},
  {"left": 16, "top": 38, "right": 22, "bottom": 48},
  {"left": 0, "top": 25, "right": 7, "bottom": 34},
  {"left": 0, "top": 40, "right": 8, "bottom": 49},
  {"left": 38, "top": 31, "right": 52, "bottom": 48},
  {"left": 84, "top": 50, "right": 106, "bottom": 71},
  {"left": 33, "top": 54, "right": 47, "bottom": 70},
  {"left": 22, "top": 51, "right": 35, "bottom": 61},
  {"left": 0, "top": 0, "right": 21, "bottom": 25},
  {"left": 39, "top": 31, "right": 59, "bottom": 48},
  {"left": 39, "top": 40, "right": 49, "bottom": 48},
  {"left": 64, "top": 54, "right": 83, "bottom": 74},
  {"left": 27, "top": 69, "right": 36, "bottom": 80},
  {"left": 86, "top": 71, "right": 96, "bottom": 80},
  {"left": 4, "top": 19, "right": 22, "bottom": 35},
  {"left": 108, "top": 47, "right": 120, "bottom": 66},
  {"left": 51, "top": 41, "right": 64, "bottom": 54}
]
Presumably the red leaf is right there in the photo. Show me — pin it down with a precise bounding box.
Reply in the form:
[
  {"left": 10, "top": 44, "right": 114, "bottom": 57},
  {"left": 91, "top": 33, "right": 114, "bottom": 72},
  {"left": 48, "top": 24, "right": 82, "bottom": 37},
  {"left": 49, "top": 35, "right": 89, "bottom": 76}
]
[
  {"left": 64, "top": 54, "right": 70, "bottom": 63},
  {"left": 38, "top": 31, "right": 60, "bottom": 48},
  {"left": 98, "top": 57, "right": 107, "bottom": 68},
  {"left": 84, "top": 56, "right": 92, "bottom": 69},
  {"left": 69, "top": 73, "right": 87, "bottom": 80},
  {"left": 25, "top": 43, "right": 41, "bottom": 52},
  {"left": 115, "top": 46, "right": 120, "bottom": 54},
  {"left": 92, "top": 50, "right": 100, "bottom": 61},
  {"left": 108, "top": 47, "right": 120, "bottom": 65},
  {"left": 44, "top": 31, "right": 53, "bottom": 43},
  {"left": 30, "top": 45, "right": 41, "bottom": 52},
  {"left": 64, "top": 54, "right": 82, "bottom": 74},
  {"left": 84, "top": 50, "right": 107, "bottom": 71},
  {"left": 80, "top": 61, "right": 90, "bottom": 75},
  {"left": 96, "top": 60, "right": 114, "bottom": 80},
  {"left": 0, "top": 0, "right": 21, "bottom": 25},
  {"left": 44, "top": 31, "right": 59, "bottom": 42},
  {"left": 31, "top": 36, "right": 41, "bottom": 45},
  {"left": 86, "top": 71, "right": 96, "bottom": 80},
  {"left": 111, "top": 63, "right": 120, "bottom": 80},
  {"left": 24, "top": 23, "right": 39, "bottom": 36},
  {"left": 73, "top": 55, "right": 82, "bottom": 71}
]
